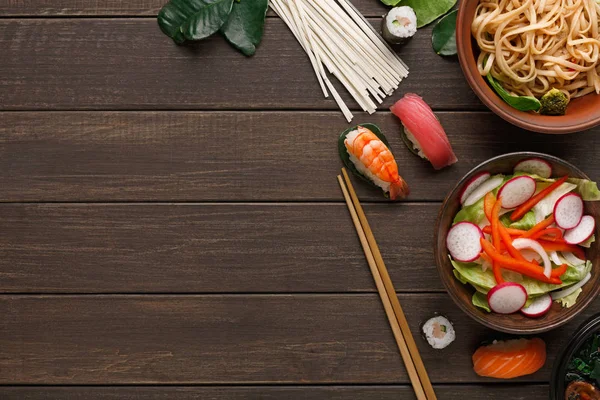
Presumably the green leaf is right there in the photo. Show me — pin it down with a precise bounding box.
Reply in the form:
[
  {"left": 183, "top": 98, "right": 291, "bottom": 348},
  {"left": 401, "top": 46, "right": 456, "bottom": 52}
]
[
  {"left": 568, "top": 177, "right": 600, "bottom": 201},
  {"left": 220, "top": 0, "right": 268, "bottom": 56},
  {"left": 380, "top": 0, "right": 400, "bottom": 6},
  {"left": 453, "top": 198, "right": 486, "bottom": 225},
  {"left": 395, "top": 0, "right": 457, "bottom": 28},
  {"left": 158, "top": 0, "right": 234, "bottom": 44},
  {"left": 555, "top": 288, "right": 582, "bottom": 308},
  {"left": 338, "top": 124, "right": 395, "bottom": 198},
  {"left": 432, "top": 10, "right": 457, "bottom": 56},
  {"left": 472, "top": 291, "right": 491, "bottom": 312},
  {"left": 500, "top": 210, "right": 536, "bottom": 230},
  {"left": 486, "top": 74, "right": 541, "bottom": 112}
]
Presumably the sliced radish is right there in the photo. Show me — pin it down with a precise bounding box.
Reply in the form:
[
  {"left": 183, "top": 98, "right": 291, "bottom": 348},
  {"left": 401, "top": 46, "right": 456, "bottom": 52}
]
[
  {"left": 487, "top": 282, "right": 528, "bottom": 314},
  {"left": 512, "top": 238, "right": 552, "bottom": 278},
  {"left": 520, "top": 294, "right": 552, "bottom": 318},
  {"left": 514, "top": 158, "right": 553, "bottom": 179},
  {"left": 463, "top": 175, "right": 504, "bottom": 207},
  {"left": 446, "top": 222, "right": 484, "bottom": 262},
  {"left": 459, "top": 172, "right": 491, "bottom": 205},
  {"left": 564, "top": 215, "right": 596, "bottom": 245},
  {"left": 497, "top": 176, "right": 536, "bottom": 209},
  {"left": 554, "top": 193, "right": 584, "bottom": 229},
  {"left": 551, "top": 272, "right": 592, "bottom": 300}
]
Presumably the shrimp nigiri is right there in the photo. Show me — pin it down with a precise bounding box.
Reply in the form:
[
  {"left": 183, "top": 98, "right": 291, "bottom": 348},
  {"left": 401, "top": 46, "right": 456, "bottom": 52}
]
[
  {"left": 344, "top": 125, "right": 409, "bottom": 200},
  {"left": 472, "top": 338, "right": 546, "bottom": 379}
]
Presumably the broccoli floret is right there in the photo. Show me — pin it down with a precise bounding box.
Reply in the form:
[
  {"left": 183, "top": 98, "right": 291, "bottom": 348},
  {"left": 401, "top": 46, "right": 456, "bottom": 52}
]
[{"left": 539, "top": 88, "right": 569, "bottom": 115}]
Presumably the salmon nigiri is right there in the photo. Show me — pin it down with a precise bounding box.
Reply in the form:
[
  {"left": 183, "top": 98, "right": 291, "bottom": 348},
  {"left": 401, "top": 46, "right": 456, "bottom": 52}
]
[
  {"left": 390, "top": 93, "right": 457, "bottom": 170},
  {"left": 344, "top": 125, "right": 409, "bottom": 200},
  {"left": 472, "top": 338, "right": 546, "bottom": 379}
]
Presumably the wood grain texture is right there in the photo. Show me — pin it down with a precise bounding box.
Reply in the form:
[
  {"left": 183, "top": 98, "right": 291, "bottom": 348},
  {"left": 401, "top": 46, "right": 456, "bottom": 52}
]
[
  {"left": 2, "top": 112, "right": 600, "bottom": 203},
  {"left": 0, "top": 385, "right": 550, "bottom": 400},
  {"left": 0, "top": 203, "right": 438, "bottom": 293},
  {"left": 0, "top": 0, "right": 389, "bottom": 17},
  {"left": 0, "top": 19, "right": 478, "bottom": 111},
  {"left": 1, "top": 294, "right": 593, "bottom": 384}
]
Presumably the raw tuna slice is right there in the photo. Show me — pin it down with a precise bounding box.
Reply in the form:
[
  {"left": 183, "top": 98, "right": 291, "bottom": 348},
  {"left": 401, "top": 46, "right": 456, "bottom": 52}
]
[{"left": 390, "top": 93, "right": 458, "bottom": 170}]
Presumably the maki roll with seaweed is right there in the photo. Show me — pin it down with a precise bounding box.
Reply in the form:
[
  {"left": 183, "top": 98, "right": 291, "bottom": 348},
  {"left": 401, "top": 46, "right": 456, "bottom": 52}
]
[
  {"left": 339, "top": 124, "right": 409, "bottom": 200},
  {"left": 382, "top": 6, "right": 418, "bottom": 44},
  {"left": 422, "top": 315, "right": 455, "bottom": 349}
]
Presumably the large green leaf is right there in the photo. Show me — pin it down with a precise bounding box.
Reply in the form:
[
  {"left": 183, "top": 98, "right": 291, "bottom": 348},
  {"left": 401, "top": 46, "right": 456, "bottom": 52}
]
[
  {"left": 432, "top": 9, "right": 457, "bottom": 56},
  {"left": 220, "top": 0, "right": 268, "bottom": 56},
  {"left": 338, "top": 123, "right": 394, "bottom": 198},
  {"left": 158, "top": 0, "right": 234, "bottom": 44},
  {"left": 392, "top": 0, "right": 457, "bottom": 27}
]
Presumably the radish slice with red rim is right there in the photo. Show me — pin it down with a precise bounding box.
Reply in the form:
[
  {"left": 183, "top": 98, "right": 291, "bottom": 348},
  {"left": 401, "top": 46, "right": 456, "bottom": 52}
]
[
  {"left": 459, "top": 172, "right": 491, "bottom": 205},
  {"left": 514, "top": 158, "right": 553, "bottom": 179},
  {"left": 487, "top": 282, "right": 528, "bottom": 314},
  {"left": 554, "top": 193, "right": 584, "bottom": 230},
  {"left": 463, "top": 175, "right": 504, "bottom": 207},
  {"left": 564, "top": 215, "right": 596, "bottom": 245},
  {"left": 520, "top": 294, "right": 552, "bottom": 318},
  {"left": 497, "top": 176, "right": 536, "bottom": 209},
  {"left": 446, "top": 222, "right": 484, "bottom": 262}
]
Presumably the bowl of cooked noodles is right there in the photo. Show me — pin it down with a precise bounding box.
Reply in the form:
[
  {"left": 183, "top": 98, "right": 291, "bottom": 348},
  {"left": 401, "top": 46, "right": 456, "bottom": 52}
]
[{"left": 457, "top": 0, "right": 600, "bottom": 134}]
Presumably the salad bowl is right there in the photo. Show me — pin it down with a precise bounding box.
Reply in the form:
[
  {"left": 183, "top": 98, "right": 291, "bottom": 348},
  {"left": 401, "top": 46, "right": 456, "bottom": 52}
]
[{"left": 435, "top": 152, "right": 600, "bottom": 334}]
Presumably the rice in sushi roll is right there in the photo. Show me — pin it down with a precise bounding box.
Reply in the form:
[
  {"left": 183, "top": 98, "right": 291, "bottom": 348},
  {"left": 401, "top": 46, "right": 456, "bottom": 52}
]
[
  {"left": 422, "top": 315, "right": 455, "bottom": 349},
  {"left": 382, "top": 6, "right": 418, "bottom": 44}
]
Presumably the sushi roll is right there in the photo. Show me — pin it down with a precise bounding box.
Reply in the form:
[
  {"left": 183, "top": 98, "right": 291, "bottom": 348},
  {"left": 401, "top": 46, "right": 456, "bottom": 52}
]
[
  {"left": 382, "top": 6, "right": 418, "bottom": 44},
  {"left": 422, "top": 315, "right": 455, "bottom": 349},
  {"left": 339, "top": 124, "right": 409, "bottom": 200}
]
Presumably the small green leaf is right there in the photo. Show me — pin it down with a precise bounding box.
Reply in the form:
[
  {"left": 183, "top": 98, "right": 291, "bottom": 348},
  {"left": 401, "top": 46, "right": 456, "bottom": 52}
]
[
  {"left": 393, "top": 0, "right": 457, "bottom": 27},
  {"left": 158, "top": 0, "right": 234, "bottom": 44},
  {"left": 432, "top": 9, "right": 457, "bottom": 56},
  {"left": 486, "top": 74, "right": 542, "bottom": 112},
  {"left": 220, "top": 0, "right": 268, "bottom": 56}
]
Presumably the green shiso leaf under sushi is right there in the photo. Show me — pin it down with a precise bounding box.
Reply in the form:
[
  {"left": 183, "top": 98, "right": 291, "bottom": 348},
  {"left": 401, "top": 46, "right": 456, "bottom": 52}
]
[
  {"left": 432, "top": 10, "right": 457, "bottom": 56},
  {"left": 383, "top": 0, "right": 456, "bottom": 28},
  {"left": 338, "top": 123, "right": 394, "bottom": 198}
]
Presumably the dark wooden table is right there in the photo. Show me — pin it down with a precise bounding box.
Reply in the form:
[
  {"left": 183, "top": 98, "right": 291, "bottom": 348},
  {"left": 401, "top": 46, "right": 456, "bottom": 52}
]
[{"left": 1, "top": 1, "right": 599, "bottom": 398}]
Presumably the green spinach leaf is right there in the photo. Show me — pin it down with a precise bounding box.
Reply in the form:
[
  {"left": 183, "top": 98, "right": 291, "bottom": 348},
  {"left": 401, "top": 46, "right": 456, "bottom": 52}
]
[
  {"left": 158, "top": 0, "right": 234, "bottom": 44},
  {"left": 486, "top": 74, "right": 541, "bottom": 112},
  {"left": 432, "top": 10, "right": 457, "bottom": 55},
  {"left": 388, "top": 0, "right": 457, "bottom": 27},
  {"left": 220, "top": 0, "right": 269, "bottom": 56}
]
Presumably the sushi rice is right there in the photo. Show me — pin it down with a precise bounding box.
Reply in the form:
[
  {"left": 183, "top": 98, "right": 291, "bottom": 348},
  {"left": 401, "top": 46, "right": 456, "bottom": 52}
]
[
  {"left": 345, "top": 129, "right": 392, "bottom": 194},
  {"left": 382, "top": 6, "right": 418, "bottom": 44},
  {"left": 422, "top": 315, "right": 455, "bottom": 349}
]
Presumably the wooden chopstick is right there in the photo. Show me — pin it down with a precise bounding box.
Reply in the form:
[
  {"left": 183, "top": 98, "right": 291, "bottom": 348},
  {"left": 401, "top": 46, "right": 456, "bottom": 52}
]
[
  {"left": 336, "top": 175, "right": 427, "bottom": 400},
  {"left": 340, "top": 169, "right": 437, "bottom": 400}
]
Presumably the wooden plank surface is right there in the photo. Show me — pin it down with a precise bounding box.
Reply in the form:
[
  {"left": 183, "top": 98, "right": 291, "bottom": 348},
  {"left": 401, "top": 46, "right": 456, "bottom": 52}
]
[
  {"left": 2, "top": 111, "right": 599, "bottom": 202},
  {"left": 0, "top": 294, "right": 588, "bottom": 384},
  {"left": 0, "top": 19, "right": 479, "bottom": 111},
  {"left": 0, "top": 0, "right": 389, "bottom": 17},
  {"left": 0, "top": 203, "right": 438, "bottom": 293},
  {"left": 0, "top": 385, "right": 550, "bottom": 400}
]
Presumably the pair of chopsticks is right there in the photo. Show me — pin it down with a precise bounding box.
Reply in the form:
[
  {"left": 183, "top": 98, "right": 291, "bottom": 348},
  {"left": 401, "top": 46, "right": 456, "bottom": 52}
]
[{"left": 337, "top": 169, "right": 436, "bottom": 400}]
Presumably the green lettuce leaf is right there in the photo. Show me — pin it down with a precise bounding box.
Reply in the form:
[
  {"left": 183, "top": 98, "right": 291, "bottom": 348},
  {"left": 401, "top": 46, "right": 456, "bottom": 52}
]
[
  {"left": 472, "top": 291, "right": 491, "bottom": 312},
  {"left": 501, "top": 210, "right": 536, "bottom": 230},
  {"left": 454, "top": 198, "right": 485, "bottom": 225},
  {"left": 556, "top": 288, "right": 582, "bottom": 308},
  {"left": 580, "top": 235, "right": 596, "bottom": 248},
  {"left": 568, "top": 178, "right": 600, "bottom": 201},
  {"left": 451, "top": 259, "right": 590, "bottom": 297},
  {"left": 513, "top": 172, "right": 556, "bottom": 183}
]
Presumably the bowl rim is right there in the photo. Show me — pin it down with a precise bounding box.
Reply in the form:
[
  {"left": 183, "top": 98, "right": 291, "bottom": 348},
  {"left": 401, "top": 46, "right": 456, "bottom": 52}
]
[
  {"left": 435, "top": 152, "right": 600, "bottom": 334},
  {"left": 456, "top": 1, "right": 600, "bottom": 134},
  {"left": 549, "top": 313, "right": 600, "bottom": 399}
]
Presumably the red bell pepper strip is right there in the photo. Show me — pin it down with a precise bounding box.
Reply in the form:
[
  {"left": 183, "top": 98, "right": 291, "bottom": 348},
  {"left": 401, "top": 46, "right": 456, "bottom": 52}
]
[
  {"left": 483, "top": 192, "right": 495, "bottom": 222},
  {"left": 551, "top": 263, "right": 568, "bottom": 278},
  {"left": 510, "top": 176, "right": 568, "bottom": 221},
  {"left": 537, "top": 240, "right": 587, "bottom": 260},
  {"left": 498, "top": 223, "right": 527, "bottom": 261},
  {"left": 491, "top": 198, "right": 505, "bottom": 284},
  {"left": 521, "top": 215, "right": 555, "bottom": 238},
  {"left": 530, "top": 227, "right": 563, "bottom": 241},
  {"left": 480, "top": 239, "right": 563, "bottom": 284},
  {"left": 482, "top": 225, "right": 525, "bottom": 236}
]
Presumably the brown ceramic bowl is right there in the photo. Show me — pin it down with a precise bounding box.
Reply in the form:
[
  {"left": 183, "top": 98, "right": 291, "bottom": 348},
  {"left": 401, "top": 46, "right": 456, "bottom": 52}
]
[
  {"left": 435, "top": 153, "right": 600, "bottom": 334},
  {"left": 456, "top": 1, "right": 600, "bottom": 134}
]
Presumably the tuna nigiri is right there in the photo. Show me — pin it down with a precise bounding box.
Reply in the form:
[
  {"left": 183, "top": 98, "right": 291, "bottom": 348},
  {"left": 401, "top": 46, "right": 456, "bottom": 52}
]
[
  {"left": 472, "top": 338, "right": 546, "bottom": 379},
  {"left": 342, "top": 125, "right": 409, "bottom": 200},
  {"left": 390, "top": 93, "right": 457, "bottom": 170}
]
